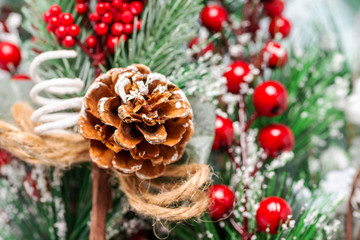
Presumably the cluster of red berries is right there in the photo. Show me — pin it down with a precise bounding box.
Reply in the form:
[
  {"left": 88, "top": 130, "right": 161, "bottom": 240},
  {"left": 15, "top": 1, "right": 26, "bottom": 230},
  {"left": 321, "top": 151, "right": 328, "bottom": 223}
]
[
  {"left": 86, "top": 0, "right": 143, "bottom": 53},
  {"left": 264, "top": 0, "right": 291, "bottom": 39},
  {"left": 43, "top": 5, "right": 81, "bottom": 48}
]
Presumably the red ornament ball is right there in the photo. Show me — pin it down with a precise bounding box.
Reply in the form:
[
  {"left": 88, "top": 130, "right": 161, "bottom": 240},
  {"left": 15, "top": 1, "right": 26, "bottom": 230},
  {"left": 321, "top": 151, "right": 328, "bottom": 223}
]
[
  {"left": 200, "top": 5, "right": 228, "bottom": 32},
  {"left": 261, "top": 41, "right": 288, "bottom": 68},
  {"left": 258, "top": 124, "right": 295, "bottom": 158},
  {"left": 256, "top": 196, "right": 292, "bottom": 234},
  {"left": 208, "top": 184, "right": 235, "bottom": 220},
  {"left": 95, "top": 23, "right": 109, "bottom": 35},
  {"left": 188, "top": 37, "right": 214, "bottom": 57},
  {"left": 0, "top": 42, "right": 22, "bottom": 71},
  {"left": 76, "top": 3, "right": 88, "bottom": 15},
  {"left": 269, "top": 16, "right": 291, "bottom": 39},
  {"left": 129, "top": 1, "right": 144, "bottom": 16},
  {"left": 264, "top": 0, "right": 284, "bottom": 18},
  {"left": 85, "top": 35, "right": 97, "bottom": 48},
  {"left": 212, "top": 115, "right": 234, "bottom": 150},
  {"left": 62, "top": 35, "right": 76, "bottom": 48},
  {"left": 224, "top": 61, "right": 252, "bottom": 94},
  {"left": 253, "top": 80, "right": 288, "bottom": 117}
]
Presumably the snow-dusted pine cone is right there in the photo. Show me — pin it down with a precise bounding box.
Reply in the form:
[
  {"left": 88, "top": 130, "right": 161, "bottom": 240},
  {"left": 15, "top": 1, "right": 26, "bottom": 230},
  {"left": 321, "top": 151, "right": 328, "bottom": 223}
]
[{"left": 78, "top": 64, "right": 193, "bottom": 179}]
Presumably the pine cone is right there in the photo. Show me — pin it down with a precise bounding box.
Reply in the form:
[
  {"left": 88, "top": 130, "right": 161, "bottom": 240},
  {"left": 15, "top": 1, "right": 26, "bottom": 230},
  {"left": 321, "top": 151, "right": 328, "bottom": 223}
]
[{"left": 79, "top": 64, "right": 193, "bottom": 179}]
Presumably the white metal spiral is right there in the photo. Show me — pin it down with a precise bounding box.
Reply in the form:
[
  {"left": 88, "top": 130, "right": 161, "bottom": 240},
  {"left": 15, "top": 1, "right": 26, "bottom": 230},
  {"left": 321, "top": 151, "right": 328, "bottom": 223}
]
[{"left": 29, "top": 50, "right": 84, "bottom": 135}]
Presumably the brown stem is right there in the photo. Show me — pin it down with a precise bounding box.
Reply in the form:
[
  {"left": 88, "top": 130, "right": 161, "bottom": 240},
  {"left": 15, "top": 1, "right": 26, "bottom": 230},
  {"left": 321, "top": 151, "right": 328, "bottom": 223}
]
[
  {"left": 227, "top": 148, "right": 240, "bottom": 169},
  {"left": 229, "top": 217, "right": 245, "bottom": 236},
  {"left": 89, "top": 164, "right": 112, "bottom": 240},
  {"left": 346, "top": 168, "right": 360, "bottom": 240},
  {"left": 245, "top": 112, "right": 259, "bottom": 132},
  {"left": 250, "top": 154, "right": 268, "bottom": 177}
]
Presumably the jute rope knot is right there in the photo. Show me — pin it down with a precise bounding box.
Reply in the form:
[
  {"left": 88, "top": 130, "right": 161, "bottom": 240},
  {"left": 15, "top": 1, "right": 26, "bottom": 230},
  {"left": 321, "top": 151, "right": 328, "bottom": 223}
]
[{"left": 0, "top": 102, "right": 211, "bottom": 220}]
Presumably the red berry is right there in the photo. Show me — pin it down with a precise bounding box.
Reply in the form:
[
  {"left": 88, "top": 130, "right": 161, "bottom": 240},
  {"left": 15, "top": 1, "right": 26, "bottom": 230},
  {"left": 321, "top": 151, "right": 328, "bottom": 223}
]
[
  {"left": 208, "top": 184, "right": 235, "bottom": 220},
  {"left": 224, "top": 61, "right": 251, "bottom": 94},
  {"left": 0, "top": 42, "right": 22, "bottom": 71},
  {"left": 46, "top": 24, "right": 55, "bottom": 32},
  {"left": 43, "top": 11, "right": 52, "bottom": 23},
  {"left": 121, "top": 2, "right": 130, "bottom": 11},
  {"left": 68, "top": 24, "right": 80, "bottom": 37},
  {"left": 123, "top": 23, "right": 133, "bottom": 34},
  {"left": 129, "top": 1, "right": 143, "bottom": 16},
  {"left": 120, "top": 34, "right": 128, "bottom": 42},
  {"left": 89, "top": 12, "right": 101, "bottom": 22},
  {"left": 264, "top": 0, "right": 284, "bottom": 18},
  {"left": 104, "top": 2, "right": 112, "bottom": 11},
  {"left": 75, "top": 3, "right": 88, "bottom": 15},
  {"left": 62, "top": 35, "right": 76, "bottom": 48},
  {"left": 101, "top": 12, "right": 113, "bottom": 24},
  {"left": 261, "top": 41, "right": 287, "bottom": 68},
  {"left": 107, "top": 36, "right": 120, "bottom": 53},
  {"left": 253, "top": 80, "right": 288, "bottom": 117},
  {"left": 59, "top": 13, "right": 74, "bottom": 26},
  {"left": 95, "top": 23, "right": 109, "bottom": 35},
  {"left": 85, "top": 35, "right": 97, "bottom": 48},
  {"left": 96, "top": 3, "right": 107, "bottom": 15},
  {"left": 49, "top": 5, "right": 62, "bottom": 16},
  {"left": 258, "top": 124, "right": 294, "bottom": 158},
  {"left": 112, "top": 0, "right": 123, "bottom": 8},
  {"left": 269, "top": 16, "right": 291, "bottom": 39},
  {"left": 256, "top": 196, "right": 292, "bottom": 234},
  {"left": 200, "top": 5, "right": 228, "bottom": 32},
  {"left": 11, "top": 74, "right": 31, "bottom": 81},
  {"left": 111, "top": 22, "right": 124, "bottom": 35},
  {"left": 121, "top": 11, "right": 134, "bottom": 24},
  {"left": 212, "top": 116, "right": 234, "bottom": 150},
  {"left": 49, "top": 16, "right": 61, "bottom": 27},
  {"left": 0, "top": 149, "right": 12, "bottom": 168},
  {"left": 188, "top": 37, "right": 214, "bottom": 57},
  {"left": 136, "top": 19, "right": 141, "bottom": 31},
  {"left": 55, "top": 25, "right": 68, "bottom": 39}
]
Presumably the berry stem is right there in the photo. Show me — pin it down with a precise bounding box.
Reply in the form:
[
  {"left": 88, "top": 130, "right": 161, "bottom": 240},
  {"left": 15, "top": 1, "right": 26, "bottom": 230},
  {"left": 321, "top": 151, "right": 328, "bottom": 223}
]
[
  {"left": 227, "top": 148, "right": 240, "bottom": 169},
  {"left": 250, "top": 153, "right": 268, "bottom": 177},
  {"left": 245, "top": 112, "right": 259, "bottom": 131}
]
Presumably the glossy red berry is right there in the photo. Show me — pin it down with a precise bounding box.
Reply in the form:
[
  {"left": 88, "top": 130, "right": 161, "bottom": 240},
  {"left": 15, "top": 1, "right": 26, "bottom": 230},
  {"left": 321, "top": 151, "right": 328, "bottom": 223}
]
[
  {"left": 59, "top": 13, "right": 74, "bottom": 26},
  {"left": 121, "top": 11, "right": 134, "bottom": 24},
  {"left": 269, "top": 16, "right": 291, "bottom": 39},
  {"left": 258, "top": 124, "right": 294, "bottom": 158},
  {"left": 129, "top": 1, "right": 143, "bottom": 16},
  {"left": 101, "top": 12, "right": 113, "bottom": 24},
  {"left": 208, "top": 184, "right": 235, "bottom": 220},
  {"left": 96, "top": 3, "right": 107, "bottom": 15},
  {"left": 104, "top": 2, "right": 112, "bottom": 11},
  {"left": 62, "top": 35, "right": 76, "bottom": 48},
  {"left": 89, "top": 12, "right": 100, "bottom": 22},
  {"left": 46, "top": 24, "right": 55, "bottom": 32},
  {"left": 120, "top": 34, "right": 128, "bottom": 42},
  {"left": 264, "top": 0, "right": 284, "bottom": 18},
  {"left": 121, "top": 2, "right": 130, "bottom": 11},
  {"left": 124, "top": 23, "right": 134, "bottom": 34},
  {"left": 85, "top": 35, "right": 97, "bottom": 48},
  {"left": 0, "top": 149, "right": 12, "bottom": 168},
  {"left": 188, "top": 37, "right": 214, "bottom": 57},
  {"left": 49, "top": 16, "right": 61, "bottom": 27},
  {"left": 111, "top": 22, "right": 124, "bottom": 35},
  {"left": 200, "top": 5, "right": 228, "bottom": 32},
  {"left": 55, "top": 25, "right": 68, "bottom": 39},
  {"left": 107, "top": 36, "right": 120, "bottom": 53},
  {"left": 0, "top": 42, "right": 22, "bottom": 71},
  {"left": 112, "top": 0, "right": 123, "bottom": 9},
  {"left": 253, "top": 80, "right": 288, "bottom": 117},
  {"left": 224, "top": 61, "right": 252, "bottom": 94},
  {"left": 68, "top": 24, "right": 80, "bottom": 37},
  {"left": 11, "top": 74, "right": 31, "bottom": 81},
  {"left": 75, "top": 3, "right": 88, "bottom": 15},
  {"left": 43, "top": 11, "right": 52, "bottom": 23},
  {"left": 212, "top": 116, "right": 234, "bottom": 150},
  {"left": 95, "top": 23, "right": 109, "bottom": 35},
  {"left": 136, "top": 19, "right": 141, "bottom": 31},
  {"left": 261, "top": 41, "right": 287, "bottom": 68},
  {"left": 256, "top": 196, "right": 292, "bottom": 234},
  {"left": 49, "top": 5, "right": 62, "bottom": 16}
]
